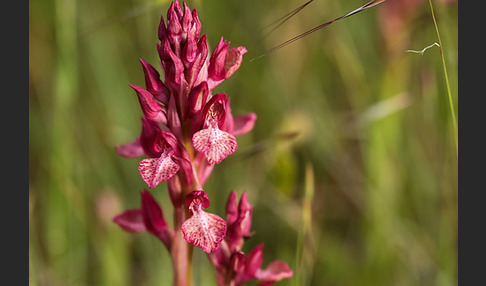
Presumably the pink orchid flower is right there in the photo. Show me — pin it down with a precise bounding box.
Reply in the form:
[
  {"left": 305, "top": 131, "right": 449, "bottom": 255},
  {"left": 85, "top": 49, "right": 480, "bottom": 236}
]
[
  {"left": 113, "top": 2, "right": 290, "bottom": 285},
  {"left": 115, "top": 0, "right": 255, "bottom": 189},
  {"left": 181, "top": 190, "right": 227, "bottom": 253},
  {"left": 208, "top": 191, "right": 293, "bottom": 286}
]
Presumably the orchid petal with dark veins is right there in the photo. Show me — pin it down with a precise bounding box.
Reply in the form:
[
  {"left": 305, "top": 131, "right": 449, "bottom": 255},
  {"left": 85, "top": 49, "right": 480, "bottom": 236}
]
[
  {"left": 139, "top": 151, "right": 180, "bottom": 189},
  {"left": 181, "top": 190, "right": 227, "bottom": 253}
]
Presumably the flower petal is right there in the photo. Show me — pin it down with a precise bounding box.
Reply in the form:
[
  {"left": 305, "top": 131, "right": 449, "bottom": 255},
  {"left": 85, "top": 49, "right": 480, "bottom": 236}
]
[
  {"left": 140, "top": 58, "right": 169, "bottom": 104},
  {"left": 234, "top": 244, "right": 263, "bottom": 284},
  {"left": 139, "top": 153, "right": 180, "bottom": 189},
  {"left": 233, "top": 113, "right": 257, "bottom": 137},
  {"left": 181, "top": 208, "right": 227, "bottom": 253},
  {"left": 115, "top": 137, "right": 145, "bottom": 158},
  {"left": 113, "top": 209, "right": 147, "bottom": 233},
  {"left": 225, "top": 191, "right": 238, "bottom": 225},
  {"left": 192, "top": 126, "right": 237, "bottom": 164},
  {"left": 140, "top": 118, "right": 163, "bottom": 158},
  {"left": 245, "top": 244, "right": 264, "bottom": 278},
  {"left": 224, "top": 46, "right": 247, "bottom": 79},
  {"left": 208, "top": 37, "right": 230, "bottom": 82},
  {"left": 167, "top": 95, "right": 183, "bottom": 141},
  {"left": 237, "top": 191, "right": 253, "bottom": 238},
  {"left": 141, "top": 190, "right": 168, "bottom": 233},
  {"left": 130, "top": 84, "right": 167, "bottom": 123},
  {"left": 187, "top": 81, "right": 209, "bottom": 116},
  {"left": 255, "top": 260, "right": 293, "bottom": 283}
]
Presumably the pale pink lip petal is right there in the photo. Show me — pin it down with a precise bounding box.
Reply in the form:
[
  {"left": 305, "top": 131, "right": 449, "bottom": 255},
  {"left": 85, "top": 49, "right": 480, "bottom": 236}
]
[
  {"left": 182, "top": 190, "right": 227, "bottom": 253},
  {"left": 139, "top": 153, "right": 180, "bottom": 189},
  {"left": 181, "top": 208, "right": 227, "bottom": 253},
  {"left": 192, "top": 126, "right": 237, "bottom": 164}
]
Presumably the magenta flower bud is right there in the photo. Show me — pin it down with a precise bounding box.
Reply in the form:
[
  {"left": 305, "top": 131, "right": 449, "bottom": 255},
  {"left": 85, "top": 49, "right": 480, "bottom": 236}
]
[
  {"left": 158, "top": 38, "right": 185, "bottom": 90},
  {"left": 158, "top": 14, "right": 167, "bottom": 42},
  {"left": 185, "top": 35, "right": 209, "bottom": 87},
  {"left": 197, "top": 34, "right": 209, "bottom": 59},
  {"left": 140, "top": 58, "right": 169, "bottom": 104},
  {"left": 130, "top": 84, "right": 167, "bottom": 123},
  {"left": 167, "top": 6, "right": 182, "bottom": 46},
  {"left": 231, "top": 244, "right": 293, "bottom": 285},
  {"left": 192, "top": 9, "right": 202, "bottom": 40},
  {"left": 207, "top": 37, "right": 248, "bottom": 90},
  {"left": 181, "top": 2, "right": 193, "bottom": 36},
  {"left": 182, "top": 190, "right": 227, "bottom": 253},
  {"left": 187, "top": 81, "right": 209, "bottom": 117},
  {"left": 237, "top": 192, "right": 253, "bottom": 238},
  {"left": 169, "top": 0, "right": 183, "bottom": 21},
  {"left": 208, "top": 37, "right": 231, "bottom": 82},
  {"left": 226, "top": 191, "right": 254, "bottom": 251},
  {"left": 208, "top": 191, "right": 293, "bottom": 285},
  {"left": 226, "top": 191, "right": 238, "bottom": 225},
  {"left": 182, "top": 33, "right": 198, "bottom": 65}
]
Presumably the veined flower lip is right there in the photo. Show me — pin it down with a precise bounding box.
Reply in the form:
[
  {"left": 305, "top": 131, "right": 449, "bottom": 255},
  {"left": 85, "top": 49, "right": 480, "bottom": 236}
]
[
  {"left": 191, "top": 93, "right": 238, "bottom": 165},
  {"left": 181, "top": 190, "right": 227, "bottom": 253},
  {"left": 139, "top": 148, "right": 180, "bottom": 189}
]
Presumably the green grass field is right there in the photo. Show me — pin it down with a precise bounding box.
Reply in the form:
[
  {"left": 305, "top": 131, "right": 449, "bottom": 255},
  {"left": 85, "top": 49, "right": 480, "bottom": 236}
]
[{"left": 29, "top": 0, "right": 458, "bottom": 285}]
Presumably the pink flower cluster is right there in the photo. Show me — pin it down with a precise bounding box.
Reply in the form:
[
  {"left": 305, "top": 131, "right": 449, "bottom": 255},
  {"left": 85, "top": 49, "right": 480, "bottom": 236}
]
[
  {"left": 112, "top": 1, "right": 292, "bottom": 285},
  {"left": 115, "top": 0, "right": 255, "bottom": 190},
  {"left": 208, "top": 191, "right": 293, "bottom": 285}
]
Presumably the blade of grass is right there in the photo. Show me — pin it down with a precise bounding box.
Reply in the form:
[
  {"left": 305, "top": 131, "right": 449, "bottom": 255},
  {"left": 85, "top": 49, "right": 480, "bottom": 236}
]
[
  {"left": 428, "top": 0, "right": 458, "bottom": 157},
  {"left": 294, "top": 162, "right": 315, "bottom": 286},
  {"left": 259, "top": 0, "right": 314, "bottom": 43},
  {"left": 250, "top": 0, "right": 386, "bottom": 61}
]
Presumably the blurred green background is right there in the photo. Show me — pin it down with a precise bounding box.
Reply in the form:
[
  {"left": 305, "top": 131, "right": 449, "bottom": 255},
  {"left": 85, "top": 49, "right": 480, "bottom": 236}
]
[{"left": 29, "top": 0, "right": 458, "bottom": 285}]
